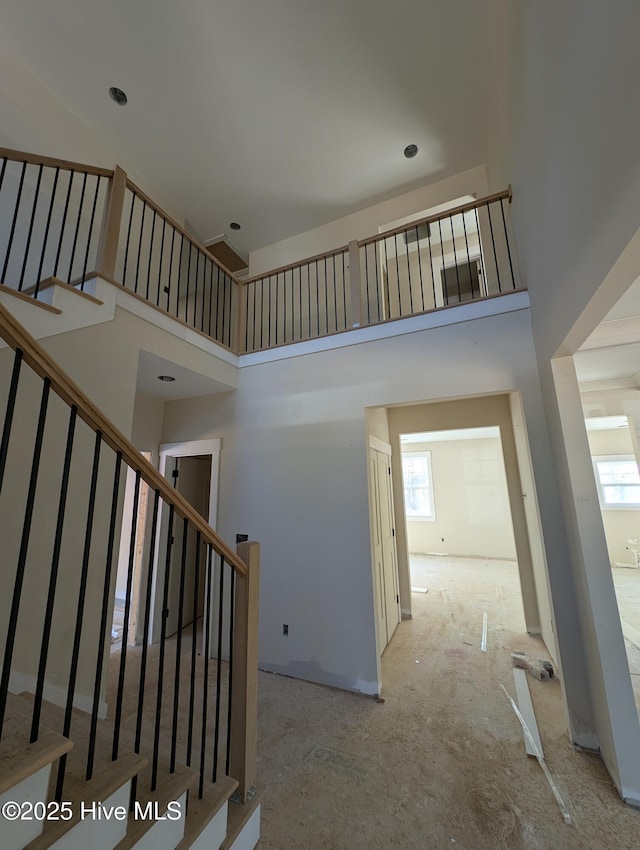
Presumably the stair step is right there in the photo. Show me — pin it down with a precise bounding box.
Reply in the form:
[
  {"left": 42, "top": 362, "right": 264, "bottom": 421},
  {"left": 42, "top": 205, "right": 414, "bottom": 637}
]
[
  {"left": 0, "top": 696, "right": 72, "bottom": 795},
  {"left": 23, "top": 277, "right": 104, "bottom": 305},
  {"left": 220, "top": 783, "right": 265, "bottom": 850},
  {"left": 176, "top": 775, "right": 238, "bottom": 850},
  {"left": 0, "top": 285, "right": 62, "bottom": 314},
  {"left": 113, "top": 764, "right": 198, "bottom": 850}
]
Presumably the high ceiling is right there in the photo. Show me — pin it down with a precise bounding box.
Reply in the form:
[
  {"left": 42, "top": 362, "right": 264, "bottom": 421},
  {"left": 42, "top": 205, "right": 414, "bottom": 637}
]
[{"left": 0, "top": 0, "right": 493, "bottom": 254}]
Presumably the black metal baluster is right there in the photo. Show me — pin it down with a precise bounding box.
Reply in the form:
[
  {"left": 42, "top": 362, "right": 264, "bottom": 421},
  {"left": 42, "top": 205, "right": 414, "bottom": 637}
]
[
  {"left": 500, "top": 198, "right": 516, "bottom": 289},
  {"left": 199, "top": 547, "right": 214, "bottom": 797},
  {"left": 487, "top": 202, "right": 501, "bottom": 293},
  {"left": 158, "top": 218, "right": 167, "bottom": 307},
  {"left": 145, "top": 210, "right": 157, "bottom": 301},
  {"left": 298, "top": 266, "right": 303, "bottom": 340},
  {"left": 275, "top": 274, "right": 280, "bottom": 345},
  {"left": 192, "top": 250, "right": 200, "bottom": 330},
  {"left": 0, "top": 157, "right": 6, "bottom": 194},
  {"left": 152, "top": 502, "right": 175, "bottom": 790},
  {"left": 315, "top": 261, "right": 320, "bottom": 337},
  {"left": 166, "top": 226, "right": 176, "bottom": 311},
  {"left": 185, "top": 243, "right": 193, "bottom": 324},
  {"left": 224, "top": 273, "right": 231, "bottom": 347},
  {"left": 200, "top": 258, "right": 207, "bottom": 334},
  {"left": 404, "top": 229, "right": 414, "bottom": 315},
  {"left": 0, "top": 376, "right": 50, "bottom": 733},
  {"left": 394, "top": 234, "right": 401, "bottom": 315},
  {"left": 249, "top": 282, "right": 255, "bottom": 351},
  {"left": 383, "top": 238, "right": 391, "bottom": 319},
  {"left": 267, "top": 277, "right": 272, "bottom": 346},
  {"left": 79, "top": 174, "right": 102, "bottom": 290},
  {"left": 215, "top": 266, "right": 223, "bottom": 343},
  {"left": 283, "top": 270, "right": 287, "bottom": 344},
  {"left": 1, "top": 161, "right": 27, "bottom": 284},
  {"left": 170, "top": 517, "right": 189, "bottom": 773},
  {"left": 56, "top": 428, "right": 102, "bottom": 801},
  {"left": 176, "top": 235, "right": 185, "bottom": 319},
  {"left": 34, "top": 168, "right": 60, "bottom": 297},
  {"left": 133, "top": 489, "right": 160, "bottom": 760},
  {"left": 134, "top": 200, "right": 147, "bottom": 295},
  {"left": 342, "top": 252, "right": 347, "bottom": 330},
  {"left": 224, "top": 566, "right": 235, "bottom": 776},
  {"left": 461, "top": 209, "right": 473, "bottom": 297},
  {"left": 323, "top": 257, "right": 329, "bottom": 335},
  {"left": 31, "top": 406, "right": 77, "bottom": 743},
  {"left": 53, "top": 170, "right": 74, "bottom": 279},
  {"left": 364, "top": 245, "right": 371, "bottom": 323},
  {"left": 67, "top": 171, "right": 88, "bottom": 283},
  {"left": 19, "top": 164, "right": 44, "bottom": 291},
  {"left": 426, "top": 218, "right": 436, "bottom": 308},
  {"left": 122, "top": 191, "right": 136, "bottom": 288},
  {"left": 0, "top": 349, "right": 23, "bottom": 500},
  {"left": 186, "top": 532, "right": 201, "bottom": 767},
  {"left": 415, "top": 227, "right": 425, "bottom": 312},
  {"left": 212, "top": 555, "right": 225, "bottom": 783},
  {"left": 450, "top": 215, "right": 462, "bottom": 302},
  {"left": 437, "top": 218, "right": 447, "bottom": 304},
  {"left": 208, "top": 262, "right": 215, "bottom": 338},
  {"left": 112, "top": 471, "right": 142, "bottom": 760},
  {"left": 475, "top": 206, "right": 488, "bottom": 294},
  {"left": 87, "top": 451, "right": 122, "bottom": 780},
  {"left": 332, "top": 254, "right": 338, "bottom": 333}
]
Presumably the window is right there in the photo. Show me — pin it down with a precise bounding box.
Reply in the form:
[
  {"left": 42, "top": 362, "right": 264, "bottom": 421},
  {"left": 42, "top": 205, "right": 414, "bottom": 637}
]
[
  {"left": 593, "top": 455, "right": 640, "bottom": 508},
  {"left": 402, "top": 451, "right": 435, "bottom": 520}
]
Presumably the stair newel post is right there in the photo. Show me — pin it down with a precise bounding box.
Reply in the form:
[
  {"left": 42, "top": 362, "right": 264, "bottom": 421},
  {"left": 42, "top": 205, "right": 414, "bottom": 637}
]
[
  {"left": 95, "top": 165, "right": 127, "bottom": 280},
  {"left": 229, "top": 540, "right": 260, "bottom": 803},
  {"left": 348, "top": 239, "right": 363, "bottom": 328}
]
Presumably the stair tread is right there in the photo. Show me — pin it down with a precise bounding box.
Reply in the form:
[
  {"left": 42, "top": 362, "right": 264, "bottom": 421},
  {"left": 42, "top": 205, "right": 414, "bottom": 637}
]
[
  {"left": 0, "top": 698, "right": 73, "bottom": 795},
  {"left": 113, "top": 763, "right": 199, "bottom": 850},
  {"left": 176, "top": 775, "right": 238, "bottom": 850},
  {"left": 23, "top": 276, "right": 104, "bottom": 305},
  {"left": 220, "top": 782, "right": 265, "bottom": 850},
  {"left": 0, "top": 285, "right": 62, "bottom": 313}
]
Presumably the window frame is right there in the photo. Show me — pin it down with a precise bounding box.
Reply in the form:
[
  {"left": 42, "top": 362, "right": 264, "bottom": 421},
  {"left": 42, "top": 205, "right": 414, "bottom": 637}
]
[
  {"left": 592, "top": 454, "right": 640, "bottom": 510},
  {"left": 402, "top": 450, "right": 436, "bottom": 522}
]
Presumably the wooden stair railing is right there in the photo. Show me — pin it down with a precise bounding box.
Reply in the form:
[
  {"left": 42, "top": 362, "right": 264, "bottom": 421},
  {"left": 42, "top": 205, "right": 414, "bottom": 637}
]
[{"left": 0, "top": 298, "right": 258, "bottom": 811}]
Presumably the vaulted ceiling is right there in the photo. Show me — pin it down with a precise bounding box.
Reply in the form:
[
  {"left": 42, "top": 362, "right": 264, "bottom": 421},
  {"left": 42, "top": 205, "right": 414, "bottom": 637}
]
[{"left": 0, "top": 0, "right": 494, "bottom": 254}]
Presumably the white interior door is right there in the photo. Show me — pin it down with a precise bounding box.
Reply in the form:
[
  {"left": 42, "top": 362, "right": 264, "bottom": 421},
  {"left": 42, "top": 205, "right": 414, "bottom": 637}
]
[{"left": 370, "top": 447, "right": 401, "bottom": 651}]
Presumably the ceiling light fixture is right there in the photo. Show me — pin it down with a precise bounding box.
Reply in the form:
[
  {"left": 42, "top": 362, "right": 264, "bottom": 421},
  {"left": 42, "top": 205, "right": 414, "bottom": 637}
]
[
  {"left": 229, "top": 222, "right": 241, "bottom": 231},
  {"left": 404, "top": 144, "right": 418, "bottom": 159},
  {"left": 157, "top": 375, "right": 175, "bottom": 382},
  {"left": 108, "top": 86, "right": 128, "bottom": 106}
]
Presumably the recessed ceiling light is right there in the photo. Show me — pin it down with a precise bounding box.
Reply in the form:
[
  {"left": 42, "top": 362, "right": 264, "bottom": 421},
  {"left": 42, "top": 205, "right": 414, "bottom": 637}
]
[
  {"left": 157, "top": 375, "right": 175, "bottom": 382},
  {"left": 229, "top": 222, "right": 241, "bottom": 231},
  {"left": 109, "top": 86, "right": 128, "bottom": 106},
  {"left": 404, "top": 144, "right": 418, "bottom": 159}
]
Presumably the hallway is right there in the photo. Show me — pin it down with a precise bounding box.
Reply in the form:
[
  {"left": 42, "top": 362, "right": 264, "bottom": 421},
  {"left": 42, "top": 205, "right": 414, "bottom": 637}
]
[{"left": 256, "top": 557, "right": 640, "bottom": 848}]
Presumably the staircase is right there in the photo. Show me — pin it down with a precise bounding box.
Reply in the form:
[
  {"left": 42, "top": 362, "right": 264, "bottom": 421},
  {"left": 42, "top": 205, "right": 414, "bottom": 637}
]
[{"left": 0, "top": 286, "right": 263, "bottom": 849}]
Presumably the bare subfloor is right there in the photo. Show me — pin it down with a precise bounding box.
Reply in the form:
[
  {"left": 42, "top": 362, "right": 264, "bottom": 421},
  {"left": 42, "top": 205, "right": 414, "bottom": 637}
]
[{"left": 256, "top": 556, "right": 640, "bottom": 849}]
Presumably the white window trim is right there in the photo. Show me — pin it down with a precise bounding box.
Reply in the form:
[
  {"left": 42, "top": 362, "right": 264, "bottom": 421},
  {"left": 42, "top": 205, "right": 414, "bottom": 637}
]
[
  {"left": 402, "top": 450, "right": 436, "bottom": 522},
  {"left": 592, "top": 454, "right": 640, "bottom": 510}
]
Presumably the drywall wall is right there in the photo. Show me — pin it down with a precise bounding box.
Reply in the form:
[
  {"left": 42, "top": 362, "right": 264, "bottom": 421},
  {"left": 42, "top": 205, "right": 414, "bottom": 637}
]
[
  {"left": 248, "top": 166, "right": 489, "bottom": 276},
  {"left": 587, "top": 427, "right": 640, "bottom": 567},
  {"left": 402, "top": 436, "right": 517, "bottom": 560},
  {"left": 163, "top": 305, "right": 566, "bottom": 698},
  {"left": 488, "top": 0, "right": 640, "bottom": 801}
]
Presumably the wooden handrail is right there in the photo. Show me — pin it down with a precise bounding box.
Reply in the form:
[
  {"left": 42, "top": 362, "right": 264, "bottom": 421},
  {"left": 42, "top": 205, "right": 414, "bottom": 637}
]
[
  {"left": 358, "top": 188, "right": 512, "bottom": 247},
  {"left": 0, "top": 300, "right": 247, "bottom": 576},
  {"left": 0, "top": 146, "right": 113, "bottom": 178},
  {"left": 241, "top": 244, "right": 350, "bottom": 286},
  {"left": 125, "top": 178, "right": 242, "bottom": 285}
]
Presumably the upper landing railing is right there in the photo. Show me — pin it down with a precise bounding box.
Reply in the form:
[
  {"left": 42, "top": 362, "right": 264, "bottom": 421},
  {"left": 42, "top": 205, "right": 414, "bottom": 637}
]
[{"left": 0, "top": 147, "right": 521, "bottom": 354}]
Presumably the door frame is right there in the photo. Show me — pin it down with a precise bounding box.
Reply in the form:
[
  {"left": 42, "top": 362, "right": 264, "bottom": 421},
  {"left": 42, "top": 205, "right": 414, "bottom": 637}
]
[{"left": 148, "top": 438, "right": 222, "bottom": 646}]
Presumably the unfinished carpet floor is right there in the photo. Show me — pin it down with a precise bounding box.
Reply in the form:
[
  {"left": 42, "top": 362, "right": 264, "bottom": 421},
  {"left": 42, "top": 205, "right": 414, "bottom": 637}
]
[{"left": 256, "top": 556, "right": 640, "bottom": 849}]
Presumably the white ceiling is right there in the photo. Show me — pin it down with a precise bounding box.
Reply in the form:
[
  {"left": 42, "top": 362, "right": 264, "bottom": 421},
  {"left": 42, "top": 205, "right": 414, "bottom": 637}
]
[
  {"left": 0, "top": 0, "right": 492, "bottom": 254},
  {"left": 136, "top": 350, "right": 234, "bottom": 401},
  {"left": 401, "top": 426, "right": 499, "bottom": 444}
]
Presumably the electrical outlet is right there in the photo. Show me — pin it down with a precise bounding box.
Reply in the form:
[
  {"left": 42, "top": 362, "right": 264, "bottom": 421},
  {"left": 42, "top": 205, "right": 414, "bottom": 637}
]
[{"left": 282, "top": 624, "right": 289, "bottom": 636}]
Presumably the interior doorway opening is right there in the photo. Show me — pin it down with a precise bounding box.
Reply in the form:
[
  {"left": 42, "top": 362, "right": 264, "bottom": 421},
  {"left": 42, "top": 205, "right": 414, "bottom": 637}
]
[{"left": 399, "top": 425, "right": 524, "bottom": 633}]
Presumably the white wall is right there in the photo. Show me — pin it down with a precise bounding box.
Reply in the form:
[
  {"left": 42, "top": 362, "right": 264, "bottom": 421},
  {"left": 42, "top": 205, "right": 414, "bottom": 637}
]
[
  {"left": 162, "top": 305, "right": 561, "bottom": 697},
  {"left": 403, "top": 436, "right": 517, "bottom": 560},
  {"left": 487, "top": 0, "right": 640, "bottom": 802},
  {"left": 248, "top": 166, "right": 489, "bottom": 275}
]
